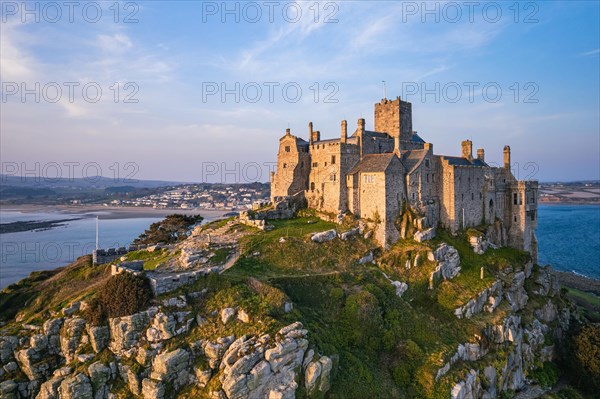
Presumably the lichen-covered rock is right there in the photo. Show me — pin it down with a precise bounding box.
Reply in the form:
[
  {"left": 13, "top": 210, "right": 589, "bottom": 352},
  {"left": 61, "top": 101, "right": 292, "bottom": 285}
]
[
  {"left": 237, "top": 309, "right": 250, "bottom": 324},
  {"left": 60, "top": 317, "right": 86, "bottom": 362},
  {"left": 43, "top": 319, "right": 63, "bottom": 355},
  {"left": 36, "top": 376, "right": 63, "bottom": 399},
  {"left": 87, "top": 326, "right": 109, "bottom": 353},
  {"left": 414, "top": 227, "right": 436, "bottom": 242},
  {"left": 0, "top": 336, "right": 19, "bottom": 364},
  {"left": 146, "top": 312, "right": 176, "bottom": 342},
  {"left": 391, "top": 281, "right": 408, "bottom": 297},
  {"left": 221, "top": 308, "right": 237, "bottom": 325},
  {"left": 505, "top": 272, "right": 529, "bottom": 312},
  {"left": 150, "top": 348, "right": 190, "bottom": 386},
  {"left": 535, "top": 300, "right": 558, "bottom": 323},
  {"left": 58, "top": 374, "right": 93, "bottom": 399},
  {"left": 431, "top": 244, "right": 461, "bottom": 283},
  {"left": 311, "top": 229, "right": 336, "bottom": 243},
  {"left": 108, "top": 311, "right": 151, "bottom": 353},
  {"left": 15, "top": 348, "right": 51, "bottom": 380},
  {"left": 88, "top": 362, "right": 111, "bottom": 399},
  {"left": 141, "top": 378, "right": 165, "bottom": 399},
  {"left": 534, "top": 267, "right": 559, "bottom": 297}
]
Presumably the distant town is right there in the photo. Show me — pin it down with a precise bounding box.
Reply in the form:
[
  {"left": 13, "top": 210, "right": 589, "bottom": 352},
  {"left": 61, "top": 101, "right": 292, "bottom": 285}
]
[
  {"left": 91, "top": 183, "right": 270, "bottom": 211},
  {"left": 538, "top": 181, "right": 600, "bottom": 204}
]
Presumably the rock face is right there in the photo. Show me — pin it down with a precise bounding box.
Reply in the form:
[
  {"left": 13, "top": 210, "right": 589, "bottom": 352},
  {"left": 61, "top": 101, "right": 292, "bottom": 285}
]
[
  {"left": 505, "top": 271, "right": 529, "bottom": 312},
  {"left": 430, "top": 244, "right": 461, "bottom": 284},
  {"left": 454, "top": 280, "right": 503, "bottom": 319},
  {"left": 108, "top": 311, "right": 152, "bottom": 353}
]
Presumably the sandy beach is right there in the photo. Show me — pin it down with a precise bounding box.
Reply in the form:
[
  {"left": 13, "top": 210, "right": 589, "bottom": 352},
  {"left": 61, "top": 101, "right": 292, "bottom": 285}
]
[{"left": 0, "top": 204, "right": 231, "bottom": 221}]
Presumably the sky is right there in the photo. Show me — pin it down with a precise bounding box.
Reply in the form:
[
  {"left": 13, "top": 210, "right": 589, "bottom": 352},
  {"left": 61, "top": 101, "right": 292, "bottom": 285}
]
[{"left": 1, "top": 0, "right": 599, "bottom": 184}]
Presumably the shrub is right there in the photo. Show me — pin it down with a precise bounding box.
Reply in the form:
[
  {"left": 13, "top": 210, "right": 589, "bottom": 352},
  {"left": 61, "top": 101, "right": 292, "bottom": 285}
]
[
  {"left": 83, "top": 297, "right": 106, "bottom": 327},
  {"left": 529, "top": 361, "right": 559, "bottom": 388},
  {"left": 93, "top": 273, "right": 153, "bottom": 320}
]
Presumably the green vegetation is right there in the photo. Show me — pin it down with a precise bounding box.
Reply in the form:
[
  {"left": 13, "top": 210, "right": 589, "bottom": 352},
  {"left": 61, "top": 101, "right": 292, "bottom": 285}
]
[
  {"left": 133, "top": 214, "right": 203, "bottom": 245},
  {"left": 84, "top": 273, "right": 154, "bottom": 326},
  {"left": 1, "top": 214, "right": 589, "bottom": 399}
]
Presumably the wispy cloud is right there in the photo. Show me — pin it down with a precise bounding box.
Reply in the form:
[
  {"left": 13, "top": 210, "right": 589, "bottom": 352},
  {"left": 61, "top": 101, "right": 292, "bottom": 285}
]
[{"left": 580, "top": 48, "right": 600, "bottom": 56}]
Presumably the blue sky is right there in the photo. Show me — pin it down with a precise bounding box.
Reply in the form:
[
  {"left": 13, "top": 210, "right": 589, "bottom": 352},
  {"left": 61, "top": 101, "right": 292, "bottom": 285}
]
[{"left": 1, "top": 0, "right": 599, "bottom": 183}]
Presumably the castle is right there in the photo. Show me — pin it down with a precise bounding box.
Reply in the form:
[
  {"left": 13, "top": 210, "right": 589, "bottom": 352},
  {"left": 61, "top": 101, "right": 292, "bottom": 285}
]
[{"left": 270, "top": 97, "right": 538, "bottom": 262}]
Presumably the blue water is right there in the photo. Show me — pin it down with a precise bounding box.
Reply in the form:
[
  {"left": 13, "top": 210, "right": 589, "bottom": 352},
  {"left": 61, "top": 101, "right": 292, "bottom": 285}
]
[
  {"left": 537, "top": 205, "right": 600, "bottom": 280},
  {"left": 0, "top": 209, "right": 227, "bottom": 289}
]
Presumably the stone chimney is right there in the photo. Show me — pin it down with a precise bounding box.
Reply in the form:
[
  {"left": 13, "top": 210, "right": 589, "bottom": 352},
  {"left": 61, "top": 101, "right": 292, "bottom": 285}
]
[
  {"left": 477, "top": 148, "right": 485, "bottom": 161},
  {"left": 461, "top": 140, "right": 473, "bottom": 161},
  {"left": 308, "top": 122, "right": 320, "bottom": 143},
  {"left": 424, "top": 142, "right": 433, "bottom": 153},
  {"left": 357, "top": 118, "right": 365, "bottom": 135},
  {"left": 341, "top": 120, "right": 347, "bottom": 143},
  {"left": 504, "top": 145, "right": 511, "bottom": 170}
]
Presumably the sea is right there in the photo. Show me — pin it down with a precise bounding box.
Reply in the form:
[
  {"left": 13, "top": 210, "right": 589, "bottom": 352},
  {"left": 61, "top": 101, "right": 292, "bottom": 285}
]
[
  {"left": 0, "top": 205, "right": 599, "bottom": 289},
  {"left": 0, "top": 208, "right": 226, "bottom": 289}
]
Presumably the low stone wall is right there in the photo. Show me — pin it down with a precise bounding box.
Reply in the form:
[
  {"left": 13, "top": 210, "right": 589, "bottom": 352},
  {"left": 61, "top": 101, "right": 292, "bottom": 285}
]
[{"left": 147, "top": 268, "right": 221, "bottom": 296}]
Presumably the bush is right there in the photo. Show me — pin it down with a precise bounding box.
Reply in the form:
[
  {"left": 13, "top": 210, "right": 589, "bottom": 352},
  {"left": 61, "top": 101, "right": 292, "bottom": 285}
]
[
  {"left": 84, "top": 297, "right": 106, "bottom": 327},
  {"left": 84, "top": 273, "right": 153, "bottom": 325},
  {"left": 529, "top": 361, "right": 559, "bottom": 388},
  {"left": 569, "top": 323, "right": 600, "bottom": 393}
]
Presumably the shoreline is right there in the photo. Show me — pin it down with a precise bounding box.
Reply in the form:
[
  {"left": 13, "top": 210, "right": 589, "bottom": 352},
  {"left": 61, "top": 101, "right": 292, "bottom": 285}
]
[
  {"left": 0, "top": 204, "right": 233, "bottom": 221},
  {"left": 550, "top": 268, "right": 600, "bottom": 295}
]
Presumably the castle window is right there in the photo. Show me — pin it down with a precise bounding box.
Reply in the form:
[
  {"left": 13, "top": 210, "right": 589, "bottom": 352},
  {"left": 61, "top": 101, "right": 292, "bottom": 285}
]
[
  {"left": 412, "top": 193, "right": 415, "bottom": 200},
  {"left": 325, "top": 162, "right": 328, "bottom": 166},
  {"left": 513, "top": 193, "right": 518, "bottom": 205},
  {"left": 283, "top": 163, "right": 287, "bottom": 168},
  {"left": 479, "top": 192, "right": 482, "bottom": 200},
  {"left": 312, "top": 162, "right": 318, "bottom": 167},
  {"left": 285, "top": 146, "right": 290, "bottom": 152},
  {"left": 426, "top": 174, "right": 429, "bottom": 183},
  {"left": 432, "top": 174, "right": 435, "bottom": 182},
  {"left": 330, "top": 174, "right": 336, "bottom": 181},
  {"left": 310, "top": 182, "right": 315, "bottom": 191},
  {"left": 514, "top": 215, "right": 517, "bottom": 222},
  {"left": 300, "top": 161, "right": 304, "bottom": 168},
  {"left": 331, "top": 155, "right": 336, "bottom": 165},
  {"left": 425, "top": 159, "right": 430, "bottom": 168},
  {"left": 530, "top": 211, "right": 536, "bottom": 221},
  {"left": 365, "top": 175, "right": 375, "bottom": 183},
  {"left": 461, "top": 194, "right": 464, "bottom": 201},
  {"left": 471, "top": 193, "right": 474, "bottom": 201}
]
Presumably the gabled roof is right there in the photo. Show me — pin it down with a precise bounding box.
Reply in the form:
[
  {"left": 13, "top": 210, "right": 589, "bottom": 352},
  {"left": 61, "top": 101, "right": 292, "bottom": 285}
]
[
  {"left": 347, "top": 153, "right": 400, "bottom": 175},
  {"left": 439, "top": 155, "right": 487, "bottom": 167},
  {"left": 402, "top": 149, "right": 428, "bottom": 174}
]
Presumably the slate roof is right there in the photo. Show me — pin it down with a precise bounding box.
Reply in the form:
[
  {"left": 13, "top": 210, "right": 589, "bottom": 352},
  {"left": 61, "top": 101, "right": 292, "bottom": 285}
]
[
  {"left": 401, "top": 149, "right": 428, "bottom": 174},
  {"left": 440, "top": 155, "right": 488, "bottom": 167},
  {"left": 347, "top": 153, "right": 398, "bottom": 175}
]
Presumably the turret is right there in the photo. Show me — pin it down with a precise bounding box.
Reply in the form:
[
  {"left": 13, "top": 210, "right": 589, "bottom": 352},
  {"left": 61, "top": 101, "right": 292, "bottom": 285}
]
[
  {"left": 461, "top": 140, "right": 473, "bottom": 161},
  {"left": 341, "top": 120, "right": 347, "bottom": 143},
  {"left": 504, "top": 145, "right": 511, "bottom": 170}
]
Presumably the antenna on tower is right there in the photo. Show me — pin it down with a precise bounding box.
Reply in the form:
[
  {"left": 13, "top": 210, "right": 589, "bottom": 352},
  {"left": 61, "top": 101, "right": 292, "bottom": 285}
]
[
  {"left": 95, "top": 216, "right": 99, "bottom": 250},
  {"left": 382, "top": 80, "right": 387, "bottom": 99}
]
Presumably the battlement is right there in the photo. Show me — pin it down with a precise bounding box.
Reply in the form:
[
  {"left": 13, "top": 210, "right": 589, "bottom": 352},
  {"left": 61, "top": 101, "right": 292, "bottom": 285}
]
[{"left": 374, "top": 96, "right": 413, "bottom": 142}]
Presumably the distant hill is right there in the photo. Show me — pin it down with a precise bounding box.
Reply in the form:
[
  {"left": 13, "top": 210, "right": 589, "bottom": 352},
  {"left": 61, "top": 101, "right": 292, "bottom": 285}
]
[{"left": 0, "top": 175, "right": 187, "bottom": 189}]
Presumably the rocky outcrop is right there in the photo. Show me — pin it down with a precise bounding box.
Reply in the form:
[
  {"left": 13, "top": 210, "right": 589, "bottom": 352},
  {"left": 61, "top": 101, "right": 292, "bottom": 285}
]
[
  {"left": 108, "top": 310, "right": 153, "bottom": 353},
  {"left": 505, "top": 272, "right": 529, "bottom": 312},
  {"left": 430, "top": 244, "right": 461, "bottom": 286},
  {"left": 454, "top": 280, "right": 503, "bottom": 319},
  {"left": 59, "top": 318, "right": 86, "bottom": 363}
]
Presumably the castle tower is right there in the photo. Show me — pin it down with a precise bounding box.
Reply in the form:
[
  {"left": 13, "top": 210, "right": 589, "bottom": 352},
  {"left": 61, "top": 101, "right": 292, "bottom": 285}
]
[
  {"left": 374, "top": 96, "right": 413, "bottom": 141},
  {"left": 341, "top": 120, "right": 347, "bottom": 143}
]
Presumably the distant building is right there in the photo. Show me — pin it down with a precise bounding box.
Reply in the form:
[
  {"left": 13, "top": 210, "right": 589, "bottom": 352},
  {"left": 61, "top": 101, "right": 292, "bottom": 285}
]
[{"left": 270, "top": 97, "right": 538, "bottom": 261}]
